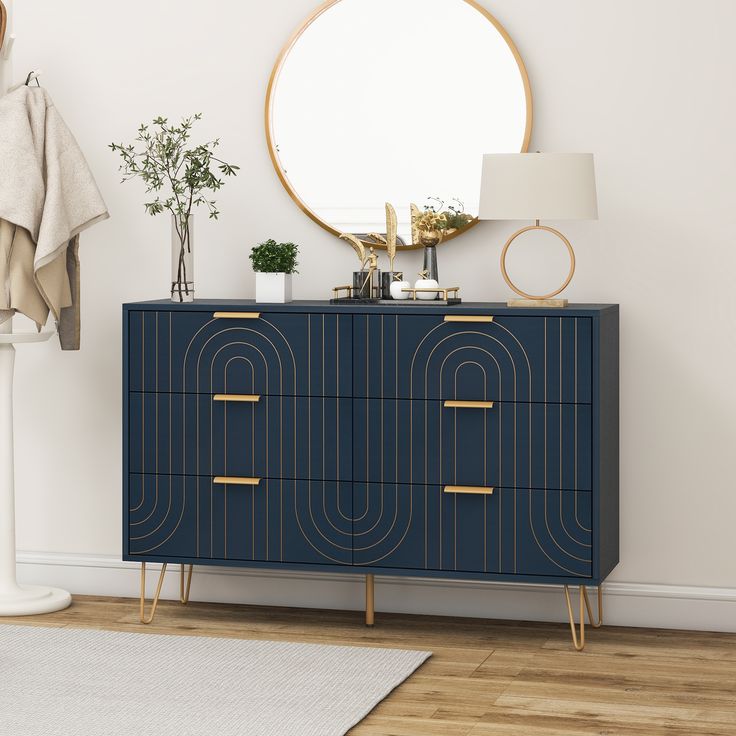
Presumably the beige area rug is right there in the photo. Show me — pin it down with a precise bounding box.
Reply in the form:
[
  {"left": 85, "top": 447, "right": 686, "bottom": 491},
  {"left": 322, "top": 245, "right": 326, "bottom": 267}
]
[{"left": 0, "top": 625, "right": 430, "bottom": 736}]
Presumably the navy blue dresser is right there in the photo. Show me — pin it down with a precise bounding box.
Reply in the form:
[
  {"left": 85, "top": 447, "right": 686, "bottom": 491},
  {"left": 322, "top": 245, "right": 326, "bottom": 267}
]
[{"left": 124, "top": 300, "right": 619, "bottom": 646}]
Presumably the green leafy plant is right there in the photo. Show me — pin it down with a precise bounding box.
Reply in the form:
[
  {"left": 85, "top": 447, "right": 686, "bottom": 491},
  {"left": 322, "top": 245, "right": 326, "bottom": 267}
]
[
  {"left": 109, "top": 114, "right": 239, "bottom": 300},
  {"left": 443, "top": 209, "right": 474, "bottom": 231},
  {"left": 250, "top": 240, "right": 300, "bottom": 274}
]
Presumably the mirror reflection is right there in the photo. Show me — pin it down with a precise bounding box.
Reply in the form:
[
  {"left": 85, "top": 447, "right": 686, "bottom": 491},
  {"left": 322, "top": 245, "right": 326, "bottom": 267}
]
[{"left": 267, "top": 0, "right": 532, "bottom": 247}]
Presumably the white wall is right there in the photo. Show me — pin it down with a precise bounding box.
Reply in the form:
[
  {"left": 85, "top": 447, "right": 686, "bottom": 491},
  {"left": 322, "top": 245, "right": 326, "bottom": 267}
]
[{"left": 9, "top": 0, "right": 736, "bottom": 629}]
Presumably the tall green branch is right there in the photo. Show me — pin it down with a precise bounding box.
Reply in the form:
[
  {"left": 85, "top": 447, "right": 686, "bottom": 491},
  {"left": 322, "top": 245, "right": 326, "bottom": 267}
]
[{"left": 110, "top": 113, "right": 239, "bottom": 299}]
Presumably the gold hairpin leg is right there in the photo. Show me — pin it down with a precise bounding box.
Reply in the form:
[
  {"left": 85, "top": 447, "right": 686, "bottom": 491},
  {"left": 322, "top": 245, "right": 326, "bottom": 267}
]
[
  {"left": 140, "top": 562, "right": 168, "bottom": 624},
  {"left": 180, "top": 564, "right": 193, "bottom": 604},
  {"left": 564, "top": 585, "right": 603, "bottom": 651},
  {"left": 365, "top": 574, "right": 375, "bottom": 627},
  {"left": 583, "top": 584, "right": 603, "bottom": 628},
  {"left": 140, "top": 563, "right": 194, "bottom": 624}
]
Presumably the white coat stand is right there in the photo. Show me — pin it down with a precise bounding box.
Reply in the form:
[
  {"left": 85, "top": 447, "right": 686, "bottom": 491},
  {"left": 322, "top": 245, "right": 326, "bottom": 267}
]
[{"left": 0, "top": 0, "right": 72, "bottom": 616}]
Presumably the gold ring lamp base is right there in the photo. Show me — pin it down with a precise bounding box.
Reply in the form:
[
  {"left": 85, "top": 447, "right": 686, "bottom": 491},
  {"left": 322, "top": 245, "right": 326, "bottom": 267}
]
[{"left": 500, "top": 222, "right": 576, "bottom": 308}]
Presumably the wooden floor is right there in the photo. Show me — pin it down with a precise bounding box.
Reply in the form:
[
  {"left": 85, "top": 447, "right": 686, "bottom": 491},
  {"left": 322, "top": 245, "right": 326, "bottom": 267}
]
[{"left": 2, "top": 596, "right": 736, "bottom": 735}]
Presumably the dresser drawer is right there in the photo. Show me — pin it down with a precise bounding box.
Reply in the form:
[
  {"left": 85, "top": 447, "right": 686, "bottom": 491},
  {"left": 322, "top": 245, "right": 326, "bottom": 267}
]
[
  {"left": 353, "top": 314, "right": 591, "bottom": 403},
  {"left": 128, "top": 474, "right": 352, "bottom": 565},
  {"left": 128, "top": 310, "right": 352, "bottom": 397},
  {"left": 353, "top": 399, "right": 591, "bottom": 491},
  {"left": 353, "top": 483, "right": 592, "bottom": 578},
  {"left": 129, "top": 393, "right": 352, "bottom": 481}
]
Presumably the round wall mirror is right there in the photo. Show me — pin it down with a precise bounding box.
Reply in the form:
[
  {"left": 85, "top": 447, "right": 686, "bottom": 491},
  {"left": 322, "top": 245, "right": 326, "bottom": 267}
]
[{"left": 266, "top": 0, "right": 532, "bottom": 249}]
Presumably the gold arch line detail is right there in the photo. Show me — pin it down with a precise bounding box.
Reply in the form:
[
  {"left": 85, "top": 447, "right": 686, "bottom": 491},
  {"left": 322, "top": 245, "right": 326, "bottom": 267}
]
[
  {"left": 416, "top": 323, "right": 590, "bottom": 575},
  {"left": 131, "top": 476, "right": 188, "bottom": 555},
  {"left": 453, "top": 360, "right": 494, "bottom": 572},
  {"left": 421, "top": 332, "right": 519, "bottom": 571},
  {"left": 445, "top": 326, "right": 590, "bottom": 571}
]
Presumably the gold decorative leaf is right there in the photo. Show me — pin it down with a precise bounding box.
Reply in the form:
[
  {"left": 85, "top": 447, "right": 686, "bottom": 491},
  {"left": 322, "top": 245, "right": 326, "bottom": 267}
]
[
  {"left": 367, "top": 232, "right": 388, "bottom": 244},
  {"left": 385, "top": 202, "right": 398, "bottom": 272},
  {"left": 339, "top": 233, "right": 366, "bottom": 268},
  {"left": 410, "top": 203, "right": 421, "bottom": 247}
]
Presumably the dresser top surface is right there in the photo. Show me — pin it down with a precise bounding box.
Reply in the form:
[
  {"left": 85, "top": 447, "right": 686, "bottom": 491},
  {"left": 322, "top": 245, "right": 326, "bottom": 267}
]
[{"left": 124, "top": 299, "right": 618, "bottom": 318}]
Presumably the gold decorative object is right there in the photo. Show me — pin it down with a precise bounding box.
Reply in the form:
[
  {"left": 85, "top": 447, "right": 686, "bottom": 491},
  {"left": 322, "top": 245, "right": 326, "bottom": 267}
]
[
  {"left": 361, "top": 247, "right": 379, "bottom": 291},
  {"left": 332, "top": 280, "right": 460, "bottom": 302},
  {"left": 385, "top": 202, "right": 398, "bottom": 272},
  {"left": 410, "top": 203, "right": 421, "bottom": 246},
  {"left": 419, "top": 230, "right": 443, "bottom": 247},
  {"left": 414, "top": 210, "right": 447, "bottom": 236},
  {"left": 401, "top": 286, "right": 460, "bottom": 301},
  {"left": 413, "top": 208, "right": 447, "bottom": 250},
  {"left": 400, "top": 271, "right": 460, "bottom": 302},
  {"left": 339, "top": 232, "right": 377, "bottom": 297},
  {"left": 330, "top": 237, "right": 459, "bottom": 302},
  {"left": 339, "top": 232, "right": 368, "bottom": 269}
]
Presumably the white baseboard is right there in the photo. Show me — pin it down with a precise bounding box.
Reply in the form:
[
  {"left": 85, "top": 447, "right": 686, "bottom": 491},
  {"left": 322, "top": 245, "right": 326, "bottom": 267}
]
[{"left": 16, "top": 551, "right": 736, "bottom": 633}]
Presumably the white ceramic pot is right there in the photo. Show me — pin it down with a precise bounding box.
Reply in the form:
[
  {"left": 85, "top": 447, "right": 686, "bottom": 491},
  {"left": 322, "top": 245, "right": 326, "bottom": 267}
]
[
  {"left": 414, "top": 277, "right": 440, "bottom": 301},
  {"left": 390, "top": 280, "right": 411, "bottom": 300},
  {"left": 255, "top": 272, "right": 292, "bottom": 303}
]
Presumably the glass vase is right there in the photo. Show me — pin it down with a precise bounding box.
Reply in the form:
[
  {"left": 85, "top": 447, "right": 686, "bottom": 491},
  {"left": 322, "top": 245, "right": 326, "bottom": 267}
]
[{"left": 171, "top": 214, "right": 194, "bottom": 303}]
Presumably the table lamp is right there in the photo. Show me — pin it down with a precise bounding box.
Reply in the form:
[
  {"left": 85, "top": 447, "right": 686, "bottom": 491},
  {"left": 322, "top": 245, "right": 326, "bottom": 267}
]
[{"left": 479, "top": 152, "right": 598, "bottom": 307}]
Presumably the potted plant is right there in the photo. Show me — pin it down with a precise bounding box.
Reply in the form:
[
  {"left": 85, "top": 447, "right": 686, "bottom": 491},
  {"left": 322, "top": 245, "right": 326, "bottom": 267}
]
[
  {"left": 250, "top": 239, "right": 299, "bottom": 303},
  {"left": 110, "top": 114, "right": 239, "bottom": 303}
]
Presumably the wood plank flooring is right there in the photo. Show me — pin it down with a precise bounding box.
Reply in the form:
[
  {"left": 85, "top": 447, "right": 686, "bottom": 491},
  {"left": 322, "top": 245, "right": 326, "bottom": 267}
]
[{"left": 2, "top": 595, "right": 735, "bottom": 735}]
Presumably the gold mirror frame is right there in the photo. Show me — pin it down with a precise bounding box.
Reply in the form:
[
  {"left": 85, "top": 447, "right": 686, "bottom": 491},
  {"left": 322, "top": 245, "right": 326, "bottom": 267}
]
[{"left": 265, "top": 0, "right": 533, "bottom": 250}]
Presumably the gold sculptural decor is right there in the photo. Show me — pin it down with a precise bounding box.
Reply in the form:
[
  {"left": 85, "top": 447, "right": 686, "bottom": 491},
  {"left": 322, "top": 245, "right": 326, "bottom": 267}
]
[
  {"left": 339, "top": 232, "right": 368, "bottom": 270},
  {"left": 410, "top": 203, "right": 421, "bottom": 247},
  {"left": 333, "top": 206, "right": 461, "bottom": 305},
  {"left": 412, "top": 207, "right": 446, "bottom": 248},
  {"left": 385, "top": 203, "right": 398, "bottom": 272},
  {"left": 266, "top": 0, "right": 533, "bottom": 251}
]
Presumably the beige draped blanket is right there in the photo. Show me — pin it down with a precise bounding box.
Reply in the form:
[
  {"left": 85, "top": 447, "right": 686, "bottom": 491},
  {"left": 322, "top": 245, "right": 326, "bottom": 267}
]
[{"left": 0, "top": 85, "right": 108, "bottom": 349}]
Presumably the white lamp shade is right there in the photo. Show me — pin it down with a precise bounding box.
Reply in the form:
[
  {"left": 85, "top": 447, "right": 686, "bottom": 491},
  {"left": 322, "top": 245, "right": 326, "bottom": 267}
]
[{"left": 479, "top": 152, "right": 598, "bottom": 221}]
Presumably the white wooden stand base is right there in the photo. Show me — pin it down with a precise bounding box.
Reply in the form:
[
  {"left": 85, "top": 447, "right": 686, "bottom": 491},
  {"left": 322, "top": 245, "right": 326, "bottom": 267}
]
[{"left": 0, "top": 320, "right": 71, "bottom": 616}]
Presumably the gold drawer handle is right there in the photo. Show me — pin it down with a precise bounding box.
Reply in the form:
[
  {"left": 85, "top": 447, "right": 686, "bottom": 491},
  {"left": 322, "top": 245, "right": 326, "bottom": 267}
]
[
  {"left": 444, "top": 315, "right": 494, "bottom": 323},
  {"left": 213, "top": 477, "right": 261, "bottom": 486},
  {"left": 444, "top": 400, "right": 495, "bottom": 409},
  {"left": 213, "top": 394, "right": 261, "bottom": 403},
  {"left": 213, "top": 312, "right": 261, "bottom": 319},
  {"left": 444, "top": 486, "right": 495, "bottom": 496}
]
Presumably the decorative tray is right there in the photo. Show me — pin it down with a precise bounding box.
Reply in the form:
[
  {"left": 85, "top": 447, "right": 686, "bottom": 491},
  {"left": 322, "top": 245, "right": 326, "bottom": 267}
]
[
  {"left": 331, "top": 285, "right": 461, "bottom": 306},
  {"left": 330, "top": 297, "right": 462, "bottom": 306}
]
